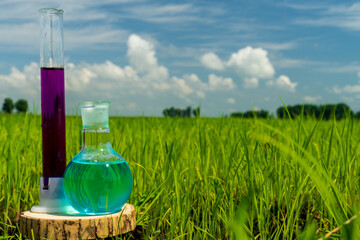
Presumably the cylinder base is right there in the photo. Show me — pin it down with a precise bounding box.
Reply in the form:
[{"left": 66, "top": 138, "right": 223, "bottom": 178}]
[{"left": 31, "top": 177, "right": 75, "bottom": 213}]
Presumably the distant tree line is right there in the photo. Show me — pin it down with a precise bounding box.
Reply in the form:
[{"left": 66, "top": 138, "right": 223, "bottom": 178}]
[
  {"left": 230, "top": 103, "right": 360, "bottom": 120},
  {"left": 2, "top": 98, "right": 28, "bottom": 113},
  {"left": 163, "top": 106, "right": 200, "bottom": 117},
  {"left": 230, "top": 110, "right": 270, "bottom": 118},
  {"left": 276, "top": 103, "right": 354, "bottom": 120}
]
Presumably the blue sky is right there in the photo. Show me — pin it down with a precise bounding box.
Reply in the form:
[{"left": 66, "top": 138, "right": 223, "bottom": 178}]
[{"left": 1, "top": 0, "right": 360, "bottom": 116}]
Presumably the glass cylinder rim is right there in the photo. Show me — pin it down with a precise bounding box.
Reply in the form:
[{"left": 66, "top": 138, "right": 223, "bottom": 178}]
[
  {"left": 79, "top": 101, "right": 110, "bottom": 109},
  {"left": 39, "top": 8, "right": 64, "bottom": 15}
]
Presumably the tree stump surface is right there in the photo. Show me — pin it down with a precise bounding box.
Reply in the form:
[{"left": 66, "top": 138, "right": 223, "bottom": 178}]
[{"left": 20, "top": 204, "right": 136, "bottom": 240}]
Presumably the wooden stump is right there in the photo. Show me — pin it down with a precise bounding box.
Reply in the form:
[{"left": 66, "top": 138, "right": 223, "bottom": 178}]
[{"left": 20, "top": 204, "right": 136, "bottom": 240}]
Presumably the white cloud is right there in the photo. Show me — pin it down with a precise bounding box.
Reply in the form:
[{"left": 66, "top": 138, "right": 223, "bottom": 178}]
[
  {"left": 200, "top": 47, "right": 276, "bottom": 80},
  {"left": 66, "top": 63, "right": 96, "bottom": 91},
  {"left": 65, "top": 26, "right": 128, "bottom": 50},
  {"left": 184, "top": 74, "right": 207, "bottom": 89},
  {"left": 0, "top": 1, "right": 223, "bottom": 52},
  {"left": 332, "top": 84, "right": 360, "bottom": 93},
  {"left": 243, "top": 77, "right": 258, "bottom": 88},
  {"left": 69, "top": 34, "right": 237, "bottom": 100},
  {"left": 332, "top": 86, "right": 343, "bottom": 94},
  {"left": 255, "top": 42, "right": 296, "bottom": 51},
  {"left": 227, "top": 98, "right": 235, "bottom": 104},
  {"left": 201, "top": 46, "right": 282, "bottom": 89},
  {"left": 127, "top": 34, "right": 159, "bottom": 73},
  {"left": 0, "top": 34, "right": 239, "bottom": 113},
  {"left": 122, "top": 4, "right": 201, "bottom": 23},
  {"left": 0, "top": 0, "right": 126, "bottom": 21},
  {"left": 274, "top": 58, "right": 324, "bottom": 68},
  {"left": 171, "top": 76, "right": 194, "bottom": 96},
  {"left": 0, "top": 22, "right": 128, "bottom": 52},
  {"left": 227, "top": 46, "right": 275, "bottom": 79},
  {"left": 343, "top": 85, "right": 360, "bottom": 93},
  {"left": 208, "top": 74, "right": 235, "bottom": 90},
  {"left": 126, "top": 34, "right": 170, "bottom": 89},
  {"left": 66, "top": 57, "right": 190, "bottom": 99},
  {"left": 0, "top": 23, "right": 37, "bottom": 51},
  {"left": 341, "top": 96, "right": 354, "bottom": 102},
  {"left": 273, "top": 75, "right": 297, "bottom": 92},
  {"left": 200, "top": 52, "right": 224, "bottom": 70},
  {"left": 152, "top": 82, "right": 171, "bottom": 91},
  {"left": 266, "top": 75, "right": 297, "bottom": 92},
  {"left": 318, "top": 64, "right": 360, "bottom": 73},
  {"left": 0, "top": 62, "right": 39, "bottom": 98},
  {"left": 196, "top": 91, "right": 206, "bottom": 99},
  {"left": 66, "top": 61, "right": 142, "bottom": 93},
  {"left": 303, "top": 95, "right": 322, "bottom": 102},
  {"left": 282, "top": 3, "right": 326, "bottom": 10},
  {"left": 294, "top": 3, "right": 360, "bottom": 31},
  {"left": 266, "top": 80, "right": 274, "bottom": 86},
  {"left": 171, "top": 74, "right": 205, "bottom": 97},
  {"left": 170, "top": 73, "right": 235, "bottom": 98},
  {"left": 144, "top": 66, "right": 170, "bottom": 84},
  {"left": 119, "top": 3, "right": 223, "bottom": 24}
]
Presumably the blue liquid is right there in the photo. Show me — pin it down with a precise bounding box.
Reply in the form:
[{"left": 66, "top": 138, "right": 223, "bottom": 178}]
[{"left": 63, "top": 160, "right": 133, "bottom": 215}]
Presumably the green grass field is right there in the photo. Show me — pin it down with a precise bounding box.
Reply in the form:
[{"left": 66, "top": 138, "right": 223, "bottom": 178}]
[{"left": 1, "top": 113, "right": 360, "bottom": 239}]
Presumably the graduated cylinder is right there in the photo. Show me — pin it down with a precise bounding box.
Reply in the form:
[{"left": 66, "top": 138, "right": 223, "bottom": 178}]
[{"left": 39, "top": 8, "right": 66, "bottom": 188}]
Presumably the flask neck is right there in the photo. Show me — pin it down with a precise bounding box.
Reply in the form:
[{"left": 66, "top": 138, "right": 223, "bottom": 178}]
[{"left": 82, "top": 128, "right": 111, "bottom": 151}]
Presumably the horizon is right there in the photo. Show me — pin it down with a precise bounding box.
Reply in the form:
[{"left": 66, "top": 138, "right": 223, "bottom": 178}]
[
  {"left": 1, "top": 1, "right": 360, "bottom": 116},
  {"left": 2, "top": 98, "right": 358, "bottom": 117}
]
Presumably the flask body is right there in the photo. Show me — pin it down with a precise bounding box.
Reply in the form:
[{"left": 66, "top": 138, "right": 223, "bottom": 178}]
[
  {"left": 64, "top": 148, "right": 133, "bottom": 214},
  {"left": 64, "top": 101, "right": 133, "bottom": 215}
]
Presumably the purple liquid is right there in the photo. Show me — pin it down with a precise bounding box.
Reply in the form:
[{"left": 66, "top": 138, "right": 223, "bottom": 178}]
[{"left": 41, "top": 67, "right": 66, "bottom": 188}]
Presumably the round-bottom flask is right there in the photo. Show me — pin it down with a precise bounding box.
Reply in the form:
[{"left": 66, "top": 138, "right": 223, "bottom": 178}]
[{"left": 64, "top": 101, "right": 133, "bottom": 215}]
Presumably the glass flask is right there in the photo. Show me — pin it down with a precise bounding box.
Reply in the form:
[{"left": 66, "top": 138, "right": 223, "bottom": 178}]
[{"left": 64, "top": 101, "right": 133, "bottom": 215}]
